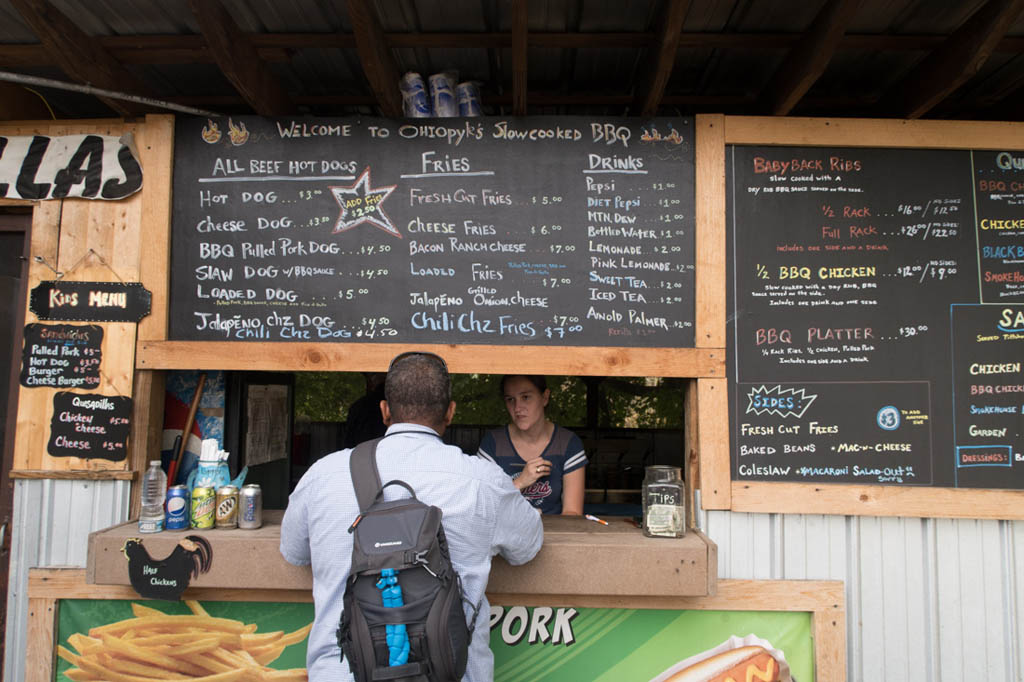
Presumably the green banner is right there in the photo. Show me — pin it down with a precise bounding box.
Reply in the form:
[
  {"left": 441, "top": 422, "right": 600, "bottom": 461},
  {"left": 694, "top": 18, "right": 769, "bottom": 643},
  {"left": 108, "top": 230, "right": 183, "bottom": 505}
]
[
  {"left": 56, "top": 600, "right": 813, "bottom": 681},
  {"left": 490, "top": 606, "right": 813, "bottom": 681}
]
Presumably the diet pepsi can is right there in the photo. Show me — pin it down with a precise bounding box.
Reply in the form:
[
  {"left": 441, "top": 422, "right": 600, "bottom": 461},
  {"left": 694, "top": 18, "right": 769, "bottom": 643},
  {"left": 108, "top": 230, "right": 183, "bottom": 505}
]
[
  {"left": 239, "top": 483, "right": 263, "bottom": 529},
  {"left": 165, "top": 485, "right": 190, "bottom": 530},
  {"left": 428, "top": 72, "right": 458, "bottom": 117},
  {"left": 400, "top": 72, "right": 431, "bottom": 117},
  {"left": 456, "top": 81, "right": 481, "bottom": 117}
]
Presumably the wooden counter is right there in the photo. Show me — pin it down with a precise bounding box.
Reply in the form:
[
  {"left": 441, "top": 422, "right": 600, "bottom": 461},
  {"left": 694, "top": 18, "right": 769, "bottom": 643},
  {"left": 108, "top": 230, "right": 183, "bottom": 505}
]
[{"left": 88, "top": 511, "right": 717, "bottom": 597}]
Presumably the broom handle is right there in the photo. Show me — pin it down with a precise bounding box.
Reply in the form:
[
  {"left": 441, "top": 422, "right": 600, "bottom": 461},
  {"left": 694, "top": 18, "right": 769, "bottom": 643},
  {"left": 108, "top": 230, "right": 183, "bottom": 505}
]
[{"left": 170, "top": 372, "right": 206, "bottom": 485}]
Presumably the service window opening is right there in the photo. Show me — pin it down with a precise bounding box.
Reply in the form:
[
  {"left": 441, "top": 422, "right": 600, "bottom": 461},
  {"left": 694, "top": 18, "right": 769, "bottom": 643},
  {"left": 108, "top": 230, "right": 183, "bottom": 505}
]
[
  {"left": 202, "top": 370, "right": 686, "bottom": 515},
  {"left": 286, "top": 372, "right": 687, "bottom": 518}
]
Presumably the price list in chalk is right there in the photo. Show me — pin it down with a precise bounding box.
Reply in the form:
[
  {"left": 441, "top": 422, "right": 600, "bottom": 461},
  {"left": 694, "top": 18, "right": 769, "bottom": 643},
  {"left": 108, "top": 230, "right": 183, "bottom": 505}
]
[
  {"left": 169, "top": 116, "right": 695, "bottom": 347},
  {"left": 20, "top": 324, "right": 103, "bottom": 389},
  {"left": 730, "top": 146, "right": 975, "bottom": 384},
  {"left": 973, "top": 150, "right": 1024, "bottom": 302},
  {"left": 949, "top": 304, "right": 1024, "bottom": 490},
  {"left": 728, "top": 146, "right": 979, "bottom": 488},
  {"left": 47, "top": 392, "right": 132, "bottom": 462}
]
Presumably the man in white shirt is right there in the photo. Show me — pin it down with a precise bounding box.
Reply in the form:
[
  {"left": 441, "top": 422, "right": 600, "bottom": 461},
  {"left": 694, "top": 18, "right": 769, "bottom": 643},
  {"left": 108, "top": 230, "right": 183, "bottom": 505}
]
[{"left": 281, "top": 351, "right": 544, "bottom": 681}]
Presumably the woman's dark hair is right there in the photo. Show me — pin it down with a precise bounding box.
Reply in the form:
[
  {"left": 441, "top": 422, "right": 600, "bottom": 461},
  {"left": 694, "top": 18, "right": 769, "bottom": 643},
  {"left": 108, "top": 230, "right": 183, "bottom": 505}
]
[{"left": 500, "top": 374, "right": 547, "bottom": 396}]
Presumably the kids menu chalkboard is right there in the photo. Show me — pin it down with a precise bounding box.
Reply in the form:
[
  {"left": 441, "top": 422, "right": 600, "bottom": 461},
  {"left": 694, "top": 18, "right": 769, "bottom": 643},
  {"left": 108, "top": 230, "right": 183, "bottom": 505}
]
[
  {"left": 728, "top": 146, "right": 1024, "bottom": 490},
  {"left": 20, "top": 323, "right": 102, "bottom": 389},
  {"left": 170, "top": 116, "right": 695, "bottom": 347}
]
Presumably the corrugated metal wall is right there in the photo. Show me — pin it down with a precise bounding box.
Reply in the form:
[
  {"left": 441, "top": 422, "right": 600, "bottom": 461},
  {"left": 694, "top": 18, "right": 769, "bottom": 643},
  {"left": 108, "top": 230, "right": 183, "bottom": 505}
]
[
  {"left": 703, "top": 510, "right": 1024, "bottom": 682},
  {"left": 4, "top": 479, "right": 129, "bottom": 682}
]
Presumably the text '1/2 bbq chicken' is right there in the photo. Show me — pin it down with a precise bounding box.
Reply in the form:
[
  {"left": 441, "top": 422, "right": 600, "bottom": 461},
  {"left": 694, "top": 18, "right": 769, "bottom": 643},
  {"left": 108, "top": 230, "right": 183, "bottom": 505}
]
[{"left": 121, "top": 535, "right": 212, "bottom": 601}]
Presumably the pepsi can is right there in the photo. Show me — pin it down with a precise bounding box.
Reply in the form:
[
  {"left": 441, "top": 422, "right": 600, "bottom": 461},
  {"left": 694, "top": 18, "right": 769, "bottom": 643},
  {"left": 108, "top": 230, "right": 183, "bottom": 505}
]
[
  {"left": 165, "top": 485, "right": 190, "bottom": 530},
  {"left": 429, "top": 72, "right": 458, "bottom": 117},
  {"left": 456, "top": 81, "right": 481, "bottom": 117},
  {"left": 400, "top": 72, "right": 431, "bottom": 117}
]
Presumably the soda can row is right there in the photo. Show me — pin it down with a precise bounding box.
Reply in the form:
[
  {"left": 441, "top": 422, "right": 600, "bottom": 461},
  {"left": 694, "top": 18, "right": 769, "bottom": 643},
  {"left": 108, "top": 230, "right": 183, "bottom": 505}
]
[
  {"left": 400, "top": 72, "right": 481, "bottom": 117},
  {"left": 165, "top": 483, "right": 262, "bottom": 530}
]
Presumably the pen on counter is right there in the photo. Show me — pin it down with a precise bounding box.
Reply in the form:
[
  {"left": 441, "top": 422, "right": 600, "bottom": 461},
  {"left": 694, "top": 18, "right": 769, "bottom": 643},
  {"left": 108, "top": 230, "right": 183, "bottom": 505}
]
[{"left": 585, "top": 514, "right": 608, "bottom": 526}]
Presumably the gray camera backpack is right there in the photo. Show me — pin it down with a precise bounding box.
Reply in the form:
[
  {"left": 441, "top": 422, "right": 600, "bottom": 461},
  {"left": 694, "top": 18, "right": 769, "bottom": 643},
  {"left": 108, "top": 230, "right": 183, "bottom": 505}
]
[{"left": 337, "top": 437, "right": 475, "bottom": 682}]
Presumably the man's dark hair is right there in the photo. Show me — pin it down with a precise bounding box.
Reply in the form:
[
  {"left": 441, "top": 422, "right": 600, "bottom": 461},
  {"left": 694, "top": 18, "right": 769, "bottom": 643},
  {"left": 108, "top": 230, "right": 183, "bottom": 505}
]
[{"left": 385, "top": 353, "right": 451, "bottom": 425}]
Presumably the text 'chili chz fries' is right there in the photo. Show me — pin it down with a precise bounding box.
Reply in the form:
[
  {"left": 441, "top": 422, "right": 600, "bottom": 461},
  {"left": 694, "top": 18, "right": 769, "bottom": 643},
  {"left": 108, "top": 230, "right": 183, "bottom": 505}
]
[{"left": 58, "top": 600, "right": 312, "bottom": 682}]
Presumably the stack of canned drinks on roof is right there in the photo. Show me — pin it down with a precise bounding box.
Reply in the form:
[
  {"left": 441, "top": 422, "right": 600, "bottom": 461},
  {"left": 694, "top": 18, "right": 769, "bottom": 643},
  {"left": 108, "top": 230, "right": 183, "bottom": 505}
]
[
  {"left": 400, "top": 71, "right": 482, "bottom": 118},
  {"left": 165, "top": 483, "right": 263, "bottom": 531}
]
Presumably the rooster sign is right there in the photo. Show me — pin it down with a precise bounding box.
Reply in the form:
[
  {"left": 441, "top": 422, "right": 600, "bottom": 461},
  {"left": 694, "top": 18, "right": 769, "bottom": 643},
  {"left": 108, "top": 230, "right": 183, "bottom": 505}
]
[{"left": 121, "top": 535, "right": 212, "bottom": 601}]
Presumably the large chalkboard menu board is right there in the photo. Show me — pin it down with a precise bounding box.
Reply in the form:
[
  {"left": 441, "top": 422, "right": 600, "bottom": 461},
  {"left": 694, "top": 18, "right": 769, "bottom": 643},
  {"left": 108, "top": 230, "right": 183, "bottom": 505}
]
[
  {"left": 728, "top": 146, "right": 1024, "bottom": 490},
  {"left": 171, "top": 116, "right": 695, "bottom": 347}
]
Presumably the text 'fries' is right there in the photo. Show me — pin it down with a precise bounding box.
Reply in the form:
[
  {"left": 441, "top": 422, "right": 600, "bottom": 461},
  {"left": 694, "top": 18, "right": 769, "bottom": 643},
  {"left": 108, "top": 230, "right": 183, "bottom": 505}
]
[{"left": 58, "top": 601, "right": 312, "bottom": 682}]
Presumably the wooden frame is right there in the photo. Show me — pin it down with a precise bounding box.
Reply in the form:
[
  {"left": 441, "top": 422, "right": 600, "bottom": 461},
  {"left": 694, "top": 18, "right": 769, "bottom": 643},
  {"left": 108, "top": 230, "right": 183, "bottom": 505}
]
[
  {"left": 3, "top": 121, "right": 140, "bottom": 475},
  {"left": 707, "top": 115, "right": 1024, "bottom": 519},
  {"left": 28, "top": 568, "right": 846, "bottom": 682},
  {"left": 137, "top": 341, "right": 723, "bottom": 378},
  {"left": 2, "top": 116, "right": 175, "bottom": 481},
  {"left": 134, "top": 114, "right": 727, "bottom": 381},
  {"left": 15, "top": 114, "right": 1020, "bottom": 515},
  {"left": 132, "top": 114, "right": 729, "bottom": 525}
]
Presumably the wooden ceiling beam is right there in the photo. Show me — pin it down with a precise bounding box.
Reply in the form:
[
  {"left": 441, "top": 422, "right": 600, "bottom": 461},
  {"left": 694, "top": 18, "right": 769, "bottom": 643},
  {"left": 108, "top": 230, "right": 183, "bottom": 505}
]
[
  {"left": 187, "top": 0, "right": 294, "bottom": 116},
  {"left": 760, "top": 0, "right": 864, "bottom": 115},
  {"left": 4, "top": 32, "right": 1024, "bottom": 70},
  {"left": 512, "top": 0, "right": 529, "bottom": 115},
  {"left": 347, "top": 0, "right": 402, "bottom": 117},
  {"left": 8, "top": 0, "right": 155, "bottom": 116},
  {"left": 166, "top": 91, "right": 758, "bottom": 109},
  {"left": 882, "top": 0, "right": 1024, "bottom": 119},
  {"left": 635, "top": 0, "right": 691, "bottom": 117}
]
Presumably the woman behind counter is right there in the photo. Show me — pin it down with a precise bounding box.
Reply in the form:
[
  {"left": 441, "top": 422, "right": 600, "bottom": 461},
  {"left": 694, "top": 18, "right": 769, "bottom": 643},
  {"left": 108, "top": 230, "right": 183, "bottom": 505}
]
[{"left": 476, "top": 375, "right": 587, "bottom": 515}]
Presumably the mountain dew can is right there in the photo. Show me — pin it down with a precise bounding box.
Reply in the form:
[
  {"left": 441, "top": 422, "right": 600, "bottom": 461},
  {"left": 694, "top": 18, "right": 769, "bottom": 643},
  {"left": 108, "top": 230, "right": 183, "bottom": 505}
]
[{"left": 190, "top": 486, "right": 215, "bottom": 529}]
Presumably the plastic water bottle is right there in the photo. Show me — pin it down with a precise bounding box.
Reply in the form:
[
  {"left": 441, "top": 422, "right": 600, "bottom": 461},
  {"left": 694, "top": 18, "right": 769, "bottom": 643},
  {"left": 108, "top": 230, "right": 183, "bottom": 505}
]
[{"left": 139, "top": 460, "right": 167, "bottom": 533}]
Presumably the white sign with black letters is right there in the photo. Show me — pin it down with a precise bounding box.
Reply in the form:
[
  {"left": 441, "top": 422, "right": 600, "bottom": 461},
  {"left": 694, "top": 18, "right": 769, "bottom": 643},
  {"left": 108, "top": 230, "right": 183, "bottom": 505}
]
[{"left": 0, "top": 133, "right": 142, "bottom": 200}]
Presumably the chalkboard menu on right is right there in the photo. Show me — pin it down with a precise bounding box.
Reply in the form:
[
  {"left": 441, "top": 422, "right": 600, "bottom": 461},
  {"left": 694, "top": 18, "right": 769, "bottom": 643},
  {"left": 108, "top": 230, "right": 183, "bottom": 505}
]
[{"left": 728, "top": 146, "right": 1024, "bottom": 489}]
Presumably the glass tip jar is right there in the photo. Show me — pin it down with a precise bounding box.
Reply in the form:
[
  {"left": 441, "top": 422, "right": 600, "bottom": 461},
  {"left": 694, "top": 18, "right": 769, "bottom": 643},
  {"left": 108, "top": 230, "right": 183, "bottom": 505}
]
[{"left": 642, "top": 465, "right": 686, "bottom": 538}]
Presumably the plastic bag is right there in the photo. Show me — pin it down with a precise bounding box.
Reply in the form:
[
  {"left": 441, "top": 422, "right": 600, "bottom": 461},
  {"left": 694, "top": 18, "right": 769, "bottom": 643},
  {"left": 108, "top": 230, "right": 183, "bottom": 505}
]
[{"left": 186, "top": 459, "right": 247, "bottom": 490}]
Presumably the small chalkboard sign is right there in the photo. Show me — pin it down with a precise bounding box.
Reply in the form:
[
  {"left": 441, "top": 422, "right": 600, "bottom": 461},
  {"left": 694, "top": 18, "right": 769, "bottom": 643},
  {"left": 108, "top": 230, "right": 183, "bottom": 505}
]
[
  {"left": 122, "top": 535, "right": 212, "bottom": 601},
  {"left": 47, "top": 392, "right": 132, "bottom": 461},
  {"left": 20, "top": 323, "right": 103, "bottom": 389},
  {"left": 30, "top": 281, "right": 151, "bottom": 322}
]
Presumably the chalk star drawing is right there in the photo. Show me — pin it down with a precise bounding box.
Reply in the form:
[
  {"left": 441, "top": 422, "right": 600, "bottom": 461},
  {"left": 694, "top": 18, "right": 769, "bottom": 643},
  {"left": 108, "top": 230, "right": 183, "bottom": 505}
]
[{"left": 329, "top": 167, "right": 400, "bottom": 237}]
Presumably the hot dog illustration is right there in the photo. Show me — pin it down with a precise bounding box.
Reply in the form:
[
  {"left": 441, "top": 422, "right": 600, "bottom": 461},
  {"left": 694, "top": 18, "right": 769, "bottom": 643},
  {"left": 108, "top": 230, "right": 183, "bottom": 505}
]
[{"left": 662, "top": 645, "right": 780, "bottom": 682}]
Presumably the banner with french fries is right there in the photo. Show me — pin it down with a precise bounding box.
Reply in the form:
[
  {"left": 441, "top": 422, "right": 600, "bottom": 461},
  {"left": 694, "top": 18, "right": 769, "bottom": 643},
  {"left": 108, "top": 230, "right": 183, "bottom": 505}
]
[
  {"left": 55, "top": 599, "right": 815, "bottom": 681},
  {"left": 56, "top": 599, "right": 313, "bottom": 682}
]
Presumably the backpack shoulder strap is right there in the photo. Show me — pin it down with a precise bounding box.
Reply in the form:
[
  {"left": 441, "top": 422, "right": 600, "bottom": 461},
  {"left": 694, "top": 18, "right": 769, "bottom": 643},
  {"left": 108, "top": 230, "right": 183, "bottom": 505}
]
[{"left": 350, "top": 438, "right": 385, "bottom": 512}]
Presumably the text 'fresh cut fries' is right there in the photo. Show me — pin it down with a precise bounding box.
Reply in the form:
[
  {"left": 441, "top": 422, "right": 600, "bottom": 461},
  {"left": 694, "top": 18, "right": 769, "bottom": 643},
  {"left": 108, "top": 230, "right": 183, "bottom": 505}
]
[{"left": 58, "top": 600, "right": 311, "bottom": 682}]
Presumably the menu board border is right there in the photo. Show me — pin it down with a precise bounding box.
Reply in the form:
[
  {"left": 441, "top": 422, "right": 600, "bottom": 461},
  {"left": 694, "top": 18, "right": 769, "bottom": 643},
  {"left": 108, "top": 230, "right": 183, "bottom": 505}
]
[
  {"left": 714, "top": 115, "right": 1024, "bottom": 519},
  {"left": 136, "top": 113, "right": 726, "bottom": 377}
]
